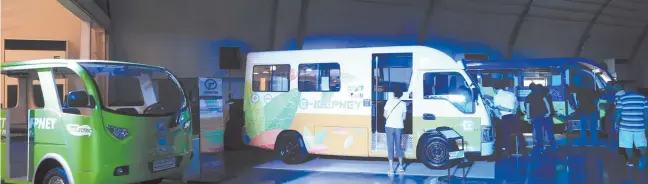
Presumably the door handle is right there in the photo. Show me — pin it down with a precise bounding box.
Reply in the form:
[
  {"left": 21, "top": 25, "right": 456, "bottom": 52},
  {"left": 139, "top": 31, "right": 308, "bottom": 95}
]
[{"left": 423, "top": 113, "right": 436, "bottom": 120}]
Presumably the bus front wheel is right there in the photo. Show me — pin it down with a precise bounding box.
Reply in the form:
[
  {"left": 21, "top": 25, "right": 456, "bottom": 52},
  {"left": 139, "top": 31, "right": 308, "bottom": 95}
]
[
  {"left": 42, "top": 167, "right": 69, "bottom": 184},
  {"left": 275, "top": 131, "right": 309, "bottom": 164},
  {"left": 418, "top": 135, "right": 459, "bottom": 169}
]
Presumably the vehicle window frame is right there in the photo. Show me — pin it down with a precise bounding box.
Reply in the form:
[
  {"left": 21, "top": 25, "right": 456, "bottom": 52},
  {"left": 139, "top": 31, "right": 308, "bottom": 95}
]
[
  {"left": 252, "top": 64, "right": 291, "bottom": 92},
  {"left": 79, "top": 63, "right": 188, "bottom": 117},
  {"left": 297, "top": 62, "right": 341, "bottom": 92},
  {"left": 422, "top": 71, "right": 476, "bottom": 114}
]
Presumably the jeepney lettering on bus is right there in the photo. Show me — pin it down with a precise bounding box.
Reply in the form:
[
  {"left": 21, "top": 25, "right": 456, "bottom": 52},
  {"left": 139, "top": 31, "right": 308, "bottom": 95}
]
[
  {"left": 298, "top": 98, "right": 363, "bottom": 110},
  {"left": 31, "top": 118, "right": 57, "bottom": 130}
]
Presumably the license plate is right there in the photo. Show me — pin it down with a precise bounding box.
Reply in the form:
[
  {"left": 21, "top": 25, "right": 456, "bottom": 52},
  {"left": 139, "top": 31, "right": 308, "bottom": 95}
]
[{"left": 152, "top": 158, "right": 176, "bottom": 172}]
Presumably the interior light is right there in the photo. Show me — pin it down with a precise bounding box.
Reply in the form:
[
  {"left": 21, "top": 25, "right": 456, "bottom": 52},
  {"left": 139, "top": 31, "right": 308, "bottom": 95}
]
[
  {"left": 253, "top": 72, "right": 259, "bottom": 75},
  {"left": 271, "top": 66, "right": 276, "bottom": 71},
  {"left": 262, "top": 71, "right": 269, "bottom": 74},
  {"left": 306, "top": 68, "right": 313, "bottom": 72}
]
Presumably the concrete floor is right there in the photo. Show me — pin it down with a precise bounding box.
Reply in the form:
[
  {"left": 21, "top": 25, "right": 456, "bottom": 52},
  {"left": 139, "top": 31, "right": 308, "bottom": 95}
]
[{"left": 161, "top": 137, "right": 648, "bottom": 184}]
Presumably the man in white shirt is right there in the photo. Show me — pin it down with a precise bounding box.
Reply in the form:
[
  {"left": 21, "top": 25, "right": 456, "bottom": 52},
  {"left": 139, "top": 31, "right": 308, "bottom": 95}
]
[
  {"left": 492, "top": 80, "right": 522, "bottom": 157},
  {"left": 384, "top": 87, "right": 407, "bottom": 174}
]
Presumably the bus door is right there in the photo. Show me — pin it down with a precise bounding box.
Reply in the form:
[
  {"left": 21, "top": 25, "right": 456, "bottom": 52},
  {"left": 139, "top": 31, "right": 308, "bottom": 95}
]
[
  {"left": 1, "top": 68, "right": 64, "bottom": 182},
  {"left": 370, "top": 53, "right": 414, "bottom": 156},
  {"left": 413, "top": 70, "right": 480, "bottom": 152},
  {"left": 2, "top": 72, "right": 31, "bottom": 181}
]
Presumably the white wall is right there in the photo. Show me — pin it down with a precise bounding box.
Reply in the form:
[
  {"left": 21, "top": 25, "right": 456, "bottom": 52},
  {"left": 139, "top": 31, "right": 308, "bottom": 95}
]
[{"left": 106, "top": 0, "right": 648, "bottom": 86}]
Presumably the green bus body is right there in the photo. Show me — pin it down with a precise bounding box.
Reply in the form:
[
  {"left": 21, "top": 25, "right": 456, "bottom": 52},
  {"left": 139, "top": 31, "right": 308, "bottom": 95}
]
[{"left": 1, "top": 60, "right": 192, "bottom": 184}]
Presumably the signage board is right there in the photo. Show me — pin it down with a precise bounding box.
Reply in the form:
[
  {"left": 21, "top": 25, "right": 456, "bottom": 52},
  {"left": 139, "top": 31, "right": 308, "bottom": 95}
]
[{"left": 198, "top": 78, "right": 222, "bottom": 97}]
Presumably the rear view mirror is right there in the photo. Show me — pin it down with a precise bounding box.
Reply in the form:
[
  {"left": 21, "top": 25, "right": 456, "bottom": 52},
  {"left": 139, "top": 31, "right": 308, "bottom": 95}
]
[{"left": 67, "top": 90, "right": 94, "bottom": 108}]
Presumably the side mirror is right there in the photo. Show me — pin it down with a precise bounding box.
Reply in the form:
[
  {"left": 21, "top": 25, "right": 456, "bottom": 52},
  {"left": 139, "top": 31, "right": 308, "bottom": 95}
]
[{"left": 67, "top": 90, "right": 94, "bottom": 108}]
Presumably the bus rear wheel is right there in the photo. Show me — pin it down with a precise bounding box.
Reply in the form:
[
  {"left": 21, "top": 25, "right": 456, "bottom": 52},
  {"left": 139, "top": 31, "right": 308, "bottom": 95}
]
[
  {"left": 275, "top": 131, "right": 309, "bottom": 164},
  {"left": 42, "top": 167, "right": 68, "bottom": 184},
  {"left": 418, "top": 135, "right": 459, "bottom": 169}
]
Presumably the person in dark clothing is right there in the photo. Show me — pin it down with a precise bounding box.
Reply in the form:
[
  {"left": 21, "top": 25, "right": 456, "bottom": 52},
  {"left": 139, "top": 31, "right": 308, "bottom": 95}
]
[
  {"left": 541, "top": 85, "right": 557, "bottom": 145},
  {"left": 573, "top": 80, "right": 601, "bottom": 146},
  {"left": 525, "top": 84, "right": 556, "bottom": 154},
  {"left": 602, "top": 82, "right": 618, "bottom": 149}
]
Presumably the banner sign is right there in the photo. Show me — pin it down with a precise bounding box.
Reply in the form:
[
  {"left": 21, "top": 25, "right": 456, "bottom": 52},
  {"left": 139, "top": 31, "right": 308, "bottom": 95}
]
[{"left": 198, "top": 78, "right": 222, "bottom": 97}]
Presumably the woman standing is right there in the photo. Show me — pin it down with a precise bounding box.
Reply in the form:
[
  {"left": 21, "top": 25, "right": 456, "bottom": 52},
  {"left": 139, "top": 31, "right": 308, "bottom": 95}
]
[{"left": 384, "top": 86, "right": 407, "bottom": 174}]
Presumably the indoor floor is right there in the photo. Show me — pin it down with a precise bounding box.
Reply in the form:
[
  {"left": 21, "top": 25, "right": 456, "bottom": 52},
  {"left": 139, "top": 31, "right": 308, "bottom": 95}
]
[{"left": 162, "top": 138, "right": 648, "bottom": 184}]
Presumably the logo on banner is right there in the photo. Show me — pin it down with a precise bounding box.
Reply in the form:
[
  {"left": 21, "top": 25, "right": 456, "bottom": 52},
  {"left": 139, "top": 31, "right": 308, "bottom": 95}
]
[
  {"left": 199, "top": 78, "right": 221, "bottom": 96},
  {"left": 205, "top": 79, "right": 218, "bottom": 90},
  {"left": 251, "top": 93, "right": 260, "bottom": 104},
  {"left": 264, "top": 94, "right": 272, "bottom": 103}
]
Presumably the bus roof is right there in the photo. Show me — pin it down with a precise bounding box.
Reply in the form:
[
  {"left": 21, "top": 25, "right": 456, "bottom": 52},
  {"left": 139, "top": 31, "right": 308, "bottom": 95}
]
[
  {"left": 465, "top": 57, "right": 605, "bottom": 70},
  {"left": 248, "top": 46, "right": 463, "bottom": 70},
  {"left": 0, "top": 59, "right": 163, "bottom": 70}
]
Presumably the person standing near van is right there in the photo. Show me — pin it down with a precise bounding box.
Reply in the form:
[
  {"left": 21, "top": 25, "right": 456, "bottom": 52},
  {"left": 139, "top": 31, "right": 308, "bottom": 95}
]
[
  {"left": 614, "top": 88, "right": 648, "bottom": 169},
  {"left": 492, "top": 80, "right": 522, "bottom": 157},
  {"left": 525, "top": 84, "right": 555, "bottom": 154},
  {"left": 384, "top": 87, "right": 407, "bottom": 174},
  {"left": 602, "top": 82, "right": 619, "bottom": 149},
  {"left": 573, "top": 81, "right": 601, "bottom": 146}
]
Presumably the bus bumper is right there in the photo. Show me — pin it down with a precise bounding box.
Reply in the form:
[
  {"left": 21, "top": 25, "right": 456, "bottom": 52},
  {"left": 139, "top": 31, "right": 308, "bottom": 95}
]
[{"left": 73, "top": 152, "right": 191, "bottom": 184}]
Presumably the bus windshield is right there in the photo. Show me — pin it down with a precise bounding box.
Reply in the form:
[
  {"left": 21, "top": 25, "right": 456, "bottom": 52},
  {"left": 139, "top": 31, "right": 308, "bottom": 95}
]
[{"left": 80, "top": 63, "right": 186, "bottom": 116}]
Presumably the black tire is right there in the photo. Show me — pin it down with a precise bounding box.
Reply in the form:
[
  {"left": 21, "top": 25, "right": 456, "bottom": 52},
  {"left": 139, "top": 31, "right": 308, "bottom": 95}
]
[
  {"left": 141, "top": 178, "right": 163, "bottom": 184},
  {"left": 275, "top": 131, "right": 309, "bottom": 164},
  {"left": 42, "top": 167, "right": 69, "bottom": 184},
  {"left": 418, "top": 135, "right": 459, "bottom": 169}
]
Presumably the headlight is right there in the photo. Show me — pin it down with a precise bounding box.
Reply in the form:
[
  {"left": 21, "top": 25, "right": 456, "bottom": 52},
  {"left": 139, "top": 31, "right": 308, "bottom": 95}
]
[
  {"left": 183, "top": 120, "right": 191, "bottom": 130},
  {"left": 107, "top": 125, "right": 130, "bottom": 140},
  {"left": 178, "top": 113, "right": 191, "bottom": 131}
]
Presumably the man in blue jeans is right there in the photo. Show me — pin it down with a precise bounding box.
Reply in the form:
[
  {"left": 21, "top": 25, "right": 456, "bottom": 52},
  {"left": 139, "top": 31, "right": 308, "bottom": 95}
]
[
  {"left": 525, "top": 84, "right": 556, "bottom": 154},
  {"left": 572, "top": 81, "right": 601, "bottom": 146}
]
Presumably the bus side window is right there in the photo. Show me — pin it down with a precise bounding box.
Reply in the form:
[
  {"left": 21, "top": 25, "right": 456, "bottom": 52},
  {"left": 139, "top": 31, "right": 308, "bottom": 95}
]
[
  {"left": 55, "top": 67, "right": 93, "bottom": 116},
  {"left": 252, "top": 64, "right": 290, "bottom": 92},
  {"left": 298, "top": 63, "right": 341, "bottom": 92},
  {"left": 423, "top": 72, "right": 474, "bottom": 114}
]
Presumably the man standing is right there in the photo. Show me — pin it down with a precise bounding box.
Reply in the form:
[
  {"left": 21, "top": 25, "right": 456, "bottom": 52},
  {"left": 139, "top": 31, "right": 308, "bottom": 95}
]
[
  {"left": 614, "top": 86, "right": 648, "bottom": 169},
  {"left": 525, "top": 84, "right": 555, "bottom": 155},
  {"left": 492, "top": 80, "right": 523, "bottom": 157},
  {"left": 602, "top": 82, "right": 618, "bottom": 149},
  {"left": 573, "top": 81, "right": 601, "bottom": 146}
]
